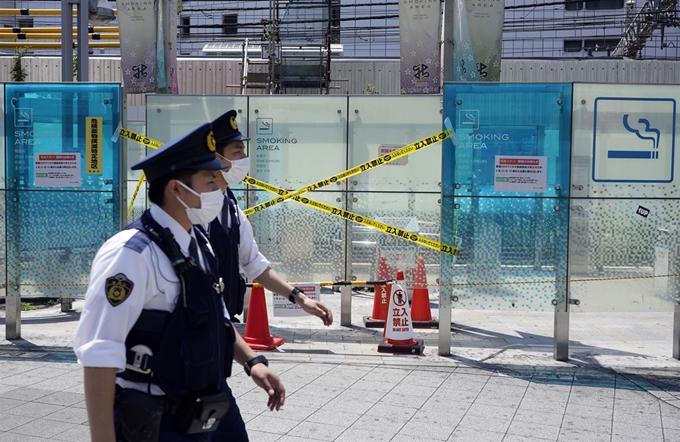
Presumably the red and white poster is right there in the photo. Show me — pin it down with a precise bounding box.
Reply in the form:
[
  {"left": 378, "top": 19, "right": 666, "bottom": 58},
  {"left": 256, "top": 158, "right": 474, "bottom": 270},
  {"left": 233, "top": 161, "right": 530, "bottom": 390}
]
[{"left": 494, "top": 155, "right": 547, "bottom": 192}]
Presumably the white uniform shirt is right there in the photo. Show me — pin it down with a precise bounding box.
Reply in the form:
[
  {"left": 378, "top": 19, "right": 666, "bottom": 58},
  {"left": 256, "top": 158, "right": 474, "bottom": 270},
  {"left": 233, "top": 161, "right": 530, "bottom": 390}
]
[
  {"left": 74, "top": 205, "right": 224, "bottom": 394},
  {"left": 218, "top": 191, "right": 270, "bottom": 280}
]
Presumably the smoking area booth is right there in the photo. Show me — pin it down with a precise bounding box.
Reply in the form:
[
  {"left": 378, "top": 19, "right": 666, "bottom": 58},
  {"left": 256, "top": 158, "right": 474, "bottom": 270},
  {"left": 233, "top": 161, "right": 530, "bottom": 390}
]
[{"left": 1, "top": 82, "right": 679, "bottom": 361}]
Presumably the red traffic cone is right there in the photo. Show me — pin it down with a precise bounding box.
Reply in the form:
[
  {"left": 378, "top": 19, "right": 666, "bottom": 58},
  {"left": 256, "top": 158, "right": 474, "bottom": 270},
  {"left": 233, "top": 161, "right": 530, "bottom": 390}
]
[
  {"left": 411, "top": 256, "right": 438, "bottom": 328},
  {"left": 364, "top": 255, "right": 390, "bottom": 328},
  {"left": 243, "top": 285, "right": 284, "bottom": 351},
  {"left": 378, "top": 270, "right": 424, "bottom": 354}
]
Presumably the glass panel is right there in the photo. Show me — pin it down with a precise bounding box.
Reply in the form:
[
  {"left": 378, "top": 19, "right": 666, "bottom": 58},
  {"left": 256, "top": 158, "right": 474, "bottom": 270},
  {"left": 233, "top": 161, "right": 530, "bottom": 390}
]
[
  {"left": 4, "top": 84, "right": 122, "bottom": 298},
  {"left": 349, "top": 192, "right": 442, "bottom": 289},
  {"left": 0, "top": 85, "right": 4, "bottom": 190},
  {"left": 442, "top": 83, "right": 573, "bottom": 198},
  {"left": 248, "top": 96, "right": 347, "bottom": 189},
  {"left": 5, "top": 83, "right": 121, "bottom": 191},
  {"left": 246, "top": 189, "right": 346, "bottom": 283},
  {"left": 442, "top": 196, "right": 568, "bottom": 311},
  {"left": 569, "top": 198, "right": 680, "bottom": 312},
  {"left": 571, "top": 84, "right": 679, "bottom": 312},
  {"left": 442, "top": 83, "right": 573, "bottom": 311},
  {"left": 571, "top": 84, "right": 679, "bottom": 198},
  {"left": 7, "top": 191, "right": 118, "bottom": 298},
  {"left": 348, "top": 96, "right": 443, "bottom": 193},
  {"left": 146, "top": 95, "right": 249, "bottom": 143}
]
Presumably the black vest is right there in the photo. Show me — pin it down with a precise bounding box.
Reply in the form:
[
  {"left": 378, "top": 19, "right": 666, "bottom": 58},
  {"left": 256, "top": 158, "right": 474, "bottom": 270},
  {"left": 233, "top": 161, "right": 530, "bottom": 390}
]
[
  {"left": 207, "top": 189, "right": 246, "bottom": 318},
  {"left": 117, "top": 210, "right": 235, "bottom": 404}
]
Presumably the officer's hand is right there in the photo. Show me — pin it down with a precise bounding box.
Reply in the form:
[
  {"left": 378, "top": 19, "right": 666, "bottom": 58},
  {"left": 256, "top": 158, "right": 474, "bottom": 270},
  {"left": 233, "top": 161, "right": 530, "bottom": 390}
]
[
  {"left": 300, "top": 298, "right": 333, "bottom": 326},
  {"left": 250, "top": 365, "right": 286, "bottom": 411}
]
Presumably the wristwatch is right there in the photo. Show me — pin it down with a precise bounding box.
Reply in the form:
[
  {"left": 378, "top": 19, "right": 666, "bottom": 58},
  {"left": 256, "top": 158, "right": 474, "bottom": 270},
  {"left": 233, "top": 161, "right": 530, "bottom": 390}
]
[
  {"left": 288, "top": 286, "right": 304, "bottom": 304},
  {"left": 244, "top": 355, "right": 269, "bottom": 376}
]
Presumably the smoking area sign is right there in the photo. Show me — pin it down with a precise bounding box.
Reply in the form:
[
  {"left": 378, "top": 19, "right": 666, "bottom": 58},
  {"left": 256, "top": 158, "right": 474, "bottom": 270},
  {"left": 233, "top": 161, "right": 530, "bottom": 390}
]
[{"left": 592, "top": 97, "right": 676, "bottom": 183}]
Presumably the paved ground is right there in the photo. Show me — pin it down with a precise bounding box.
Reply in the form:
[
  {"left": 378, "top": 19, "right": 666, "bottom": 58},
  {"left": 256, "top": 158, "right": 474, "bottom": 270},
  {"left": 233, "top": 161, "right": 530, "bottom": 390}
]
[{"left": 0, "top": 290, "right": 679, "bottom": 441}]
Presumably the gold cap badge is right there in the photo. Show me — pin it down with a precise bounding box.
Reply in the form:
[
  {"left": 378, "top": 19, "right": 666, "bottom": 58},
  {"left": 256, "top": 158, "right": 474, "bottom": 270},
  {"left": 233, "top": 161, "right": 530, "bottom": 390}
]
[{"left": 206, "top": 130, "right": 217, "bottom": 152}]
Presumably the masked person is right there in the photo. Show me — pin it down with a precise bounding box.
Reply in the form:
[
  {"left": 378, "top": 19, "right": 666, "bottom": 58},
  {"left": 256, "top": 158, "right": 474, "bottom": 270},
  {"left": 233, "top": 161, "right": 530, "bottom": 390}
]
[
  {"left": 74, "top": 122, "right": 285, "bottom": 442},
  {"left": 205, "top": 110, "right": 333, "bottom": 327}
]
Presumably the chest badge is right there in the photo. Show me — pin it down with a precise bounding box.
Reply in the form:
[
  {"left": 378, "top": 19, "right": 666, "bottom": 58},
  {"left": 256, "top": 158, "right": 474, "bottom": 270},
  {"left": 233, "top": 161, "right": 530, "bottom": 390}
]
[{"left": 105, "top": 273, "right": 134, "bottom": 307}]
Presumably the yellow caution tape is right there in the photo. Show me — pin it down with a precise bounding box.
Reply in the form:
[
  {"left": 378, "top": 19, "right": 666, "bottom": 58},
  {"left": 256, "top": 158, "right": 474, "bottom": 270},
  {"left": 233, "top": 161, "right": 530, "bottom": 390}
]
[
  {"left": 127, "top": 172, "right": 146, "bottom": 218},
  {"left": 118, "top": 129, "right": 161, "bottom": 218},
  {"left": 243, "top": 129, "right": 451, "bottom": 216},
  {"left": 119, "top": 128, "right": 163, "bottom": 149},
  {"left": 245, "top": 176, "right": 459, "bottom": 256}
]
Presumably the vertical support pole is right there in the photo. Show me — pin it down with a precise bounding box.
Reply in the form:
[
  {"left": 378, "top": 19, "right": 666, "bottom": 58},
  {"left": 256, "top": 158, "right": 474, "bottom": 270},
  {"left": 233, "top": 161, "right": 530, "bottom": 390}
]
[
  {"left": 340, "top": 284, "right": 351, "bottom": 327},
  {"left": 62, "top": 0, "right": 89, "bottom": 82},
  {"left": 438, "top": 294, "right": 451, "bottom": 355},
  {"left": 437, "top": 0, "right": 455, "bottom": 357},
  {"left": 77, "top": 0, "right": 89, "bottom": 81},
  {"left": 6, "top": 286, "right": 21, "bottom": 340},
  {"left": 673, "top": 303, "right": 680, "bottom": 359},
  {"left": 554, "top": 310, "right": 569, "bottom": 361},
  {"left": 62, "top": 0, "right": 73, "bottom": 82},
  {"left": 442, "top": 0, "right": 454, "bottom": 87},
  {"left": 243, "top": 287, "right": 251, "bottom": 323}
]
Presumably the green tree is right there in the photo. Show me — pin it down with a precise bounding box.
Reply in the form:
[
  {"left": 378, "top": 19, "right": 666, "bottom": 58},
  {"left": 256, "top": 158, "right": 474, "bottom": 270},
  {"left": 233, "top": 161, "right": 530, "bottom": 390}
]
[{"left": 11, "top": 47, "right": 29, "bottom": 82}]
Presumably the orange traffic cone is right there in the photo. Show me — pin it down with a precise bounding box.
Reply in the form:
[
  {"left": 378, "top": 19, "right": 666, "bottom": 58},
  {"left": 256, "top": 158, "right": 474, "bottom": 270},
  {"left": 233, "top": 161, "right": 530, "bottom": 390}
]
[
  {"left": 364, "top": 255, "right": 390, "bottom": 328},
  {"left": 411, "top": 256, "right": 438, "bottom": 328},
  {"left": 243, "top": 285, "right": 284, "bottom": 351},
  {"left": 377, "top": 270, "right": 424, "bottom": 354}
]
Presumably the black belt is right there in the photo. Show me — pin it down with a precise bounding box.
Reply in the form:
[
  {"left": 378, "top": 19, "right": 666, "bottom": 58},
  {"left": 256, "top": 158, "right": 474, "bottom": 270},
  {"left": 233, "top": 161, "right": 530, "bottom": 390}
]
[{"left": 115, "top": 385, "right": 179, "bottom": 416}]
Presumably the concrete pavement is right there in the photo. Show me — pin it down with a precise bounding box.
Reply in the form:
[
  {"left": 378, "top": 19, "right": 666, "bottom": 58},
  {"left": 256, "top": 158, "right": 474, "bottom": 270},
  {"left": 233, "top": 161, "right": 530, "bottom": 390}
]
[{"left": 0, "top": 290, "right": 679, "bottom": 441}]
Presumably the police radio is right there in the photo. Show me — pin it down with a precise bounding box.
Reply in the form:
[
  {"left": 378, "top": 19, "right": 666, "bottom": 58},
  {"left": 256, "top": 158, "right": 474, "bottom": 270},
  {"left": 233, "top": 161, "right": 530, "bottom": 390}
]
[{"left": 158, "top": 227, "right": 190, "bottom": 275}]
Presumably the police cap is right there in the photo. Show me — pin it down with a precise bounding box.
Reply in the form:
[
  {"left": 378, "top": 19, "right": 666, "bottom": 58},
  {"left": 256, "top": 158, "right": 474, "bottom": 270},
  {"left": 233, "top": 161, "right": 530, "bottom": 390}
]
[
  {"left": 131, "top": 123, "right": 224, "bottom": 183},
  {"left": 212, "top": 110, "right": 250, "bottom": 145}
]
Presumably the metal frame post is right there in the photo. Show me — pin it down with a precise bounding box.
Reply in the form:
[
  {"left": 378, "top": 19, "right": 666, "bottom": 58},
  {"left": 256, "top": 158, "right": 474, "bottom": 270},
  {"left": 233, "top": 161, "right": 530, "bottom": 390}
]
[
  {"left": 673, "top": 303, "right": 680, "bottom": 359},
  {"left": 62, "top": 0, "right": 89, "bottom": 82},
  {"left": 438, "top": 0, "right": 455, "bottom": 357},
  {"left": 340, "top": 284, "right": 352, "bottom": 326},
  {"left": 554, "top": 310, "right": 569, "bottom": 361},
  {"left": 6, "top": 286, "right": 21, "bottom": 340}
]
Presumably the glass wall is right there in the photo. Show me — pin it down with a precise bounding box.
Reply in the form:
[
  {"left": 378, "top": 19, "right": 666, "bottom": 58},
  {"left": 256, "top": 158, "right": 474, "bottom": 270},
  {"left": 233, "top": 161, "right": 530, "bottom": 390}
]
[
  {"left": 441, "top": 84, "right": 573, "bottom": 312},
  {"left": 569, "top": 84, "right": 680, "bottom": 312},
  {"left": 4, "top": 83, "right": 122, "bottom": 298},
  {"left": 146, "top": 95, "right": 444, "bottom": 284}
]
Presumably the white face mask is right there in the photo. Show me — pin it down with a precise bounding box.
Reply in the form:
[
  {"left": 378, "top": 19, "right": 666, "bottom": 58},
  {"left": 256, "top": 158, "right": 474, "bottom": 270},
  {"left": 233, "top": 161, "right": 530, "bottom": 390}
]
[
  {"left": 220, "top": 156, "right": 250, "bottom": 184},
  {"left": 175, "top": 181, "right": 224, "bottom": 225}
]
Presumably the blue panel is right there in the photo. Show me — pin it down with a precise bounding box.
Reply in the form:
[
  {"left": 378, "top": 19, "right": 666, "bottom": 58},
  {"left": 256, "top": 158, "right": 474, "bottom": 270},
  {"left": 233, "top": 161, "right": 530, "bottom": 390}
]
[
  {"left": 442, "top": 83, "right": 572, "bottom": 198},
  {"left": 5, "top": 83, "right": 121, "bottom": 191},
  {"left": 5, "top": 83, "right": 122, "bottom": 297},
  {"left": 441, "top": 83, "right": 572, "bottom": 311}
]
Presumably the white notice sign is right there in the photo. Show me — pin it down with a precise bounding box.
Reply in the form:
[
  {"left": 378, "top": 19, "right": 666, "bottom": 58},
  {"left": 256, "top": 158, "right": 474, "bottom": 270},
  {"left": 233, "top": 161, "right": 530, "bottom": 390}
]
[
  {"left": 379, "top": 144, "right": 408, "bottom": 166},
  {"left": 494, "top": 155, "right": 547, "bottom": 192},
  {"left": 34, "top": 153, "right": 82, "bottom": 187},
  {"left": 273, "top": 283, "right": 321, "bottom": 317}
]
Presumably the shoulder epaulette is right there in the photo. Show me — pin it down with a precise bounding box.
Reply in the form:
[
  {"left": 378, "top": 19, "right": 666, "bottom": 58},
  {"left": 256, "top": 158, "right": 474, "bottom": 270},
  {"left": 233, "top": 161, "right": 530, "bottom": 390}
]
[{"left": 124, "top": 231, "right": 152, "bottom": 254}]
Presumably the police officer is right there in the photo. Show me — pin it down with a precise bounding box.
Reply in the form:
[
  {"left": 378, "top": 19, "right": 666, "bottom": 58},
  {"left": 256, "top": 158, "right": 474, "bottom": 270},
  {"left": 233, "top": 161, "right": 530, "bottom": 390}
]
[
  {"left": 74, "top": 123, "right": 285, "bottom": 442},
  {"left": 206, "top": 109, "right": 333, "bottom": 326}
]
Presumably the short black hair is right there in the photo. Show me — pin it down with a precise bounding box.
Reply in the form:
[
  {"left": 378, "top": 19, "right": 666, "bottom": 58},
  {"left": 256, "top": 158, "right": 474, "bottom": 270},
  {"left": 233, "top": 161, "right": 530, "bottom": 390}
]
[{"left": 148, "top": 169, "right": 195, "bottom": 206}]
